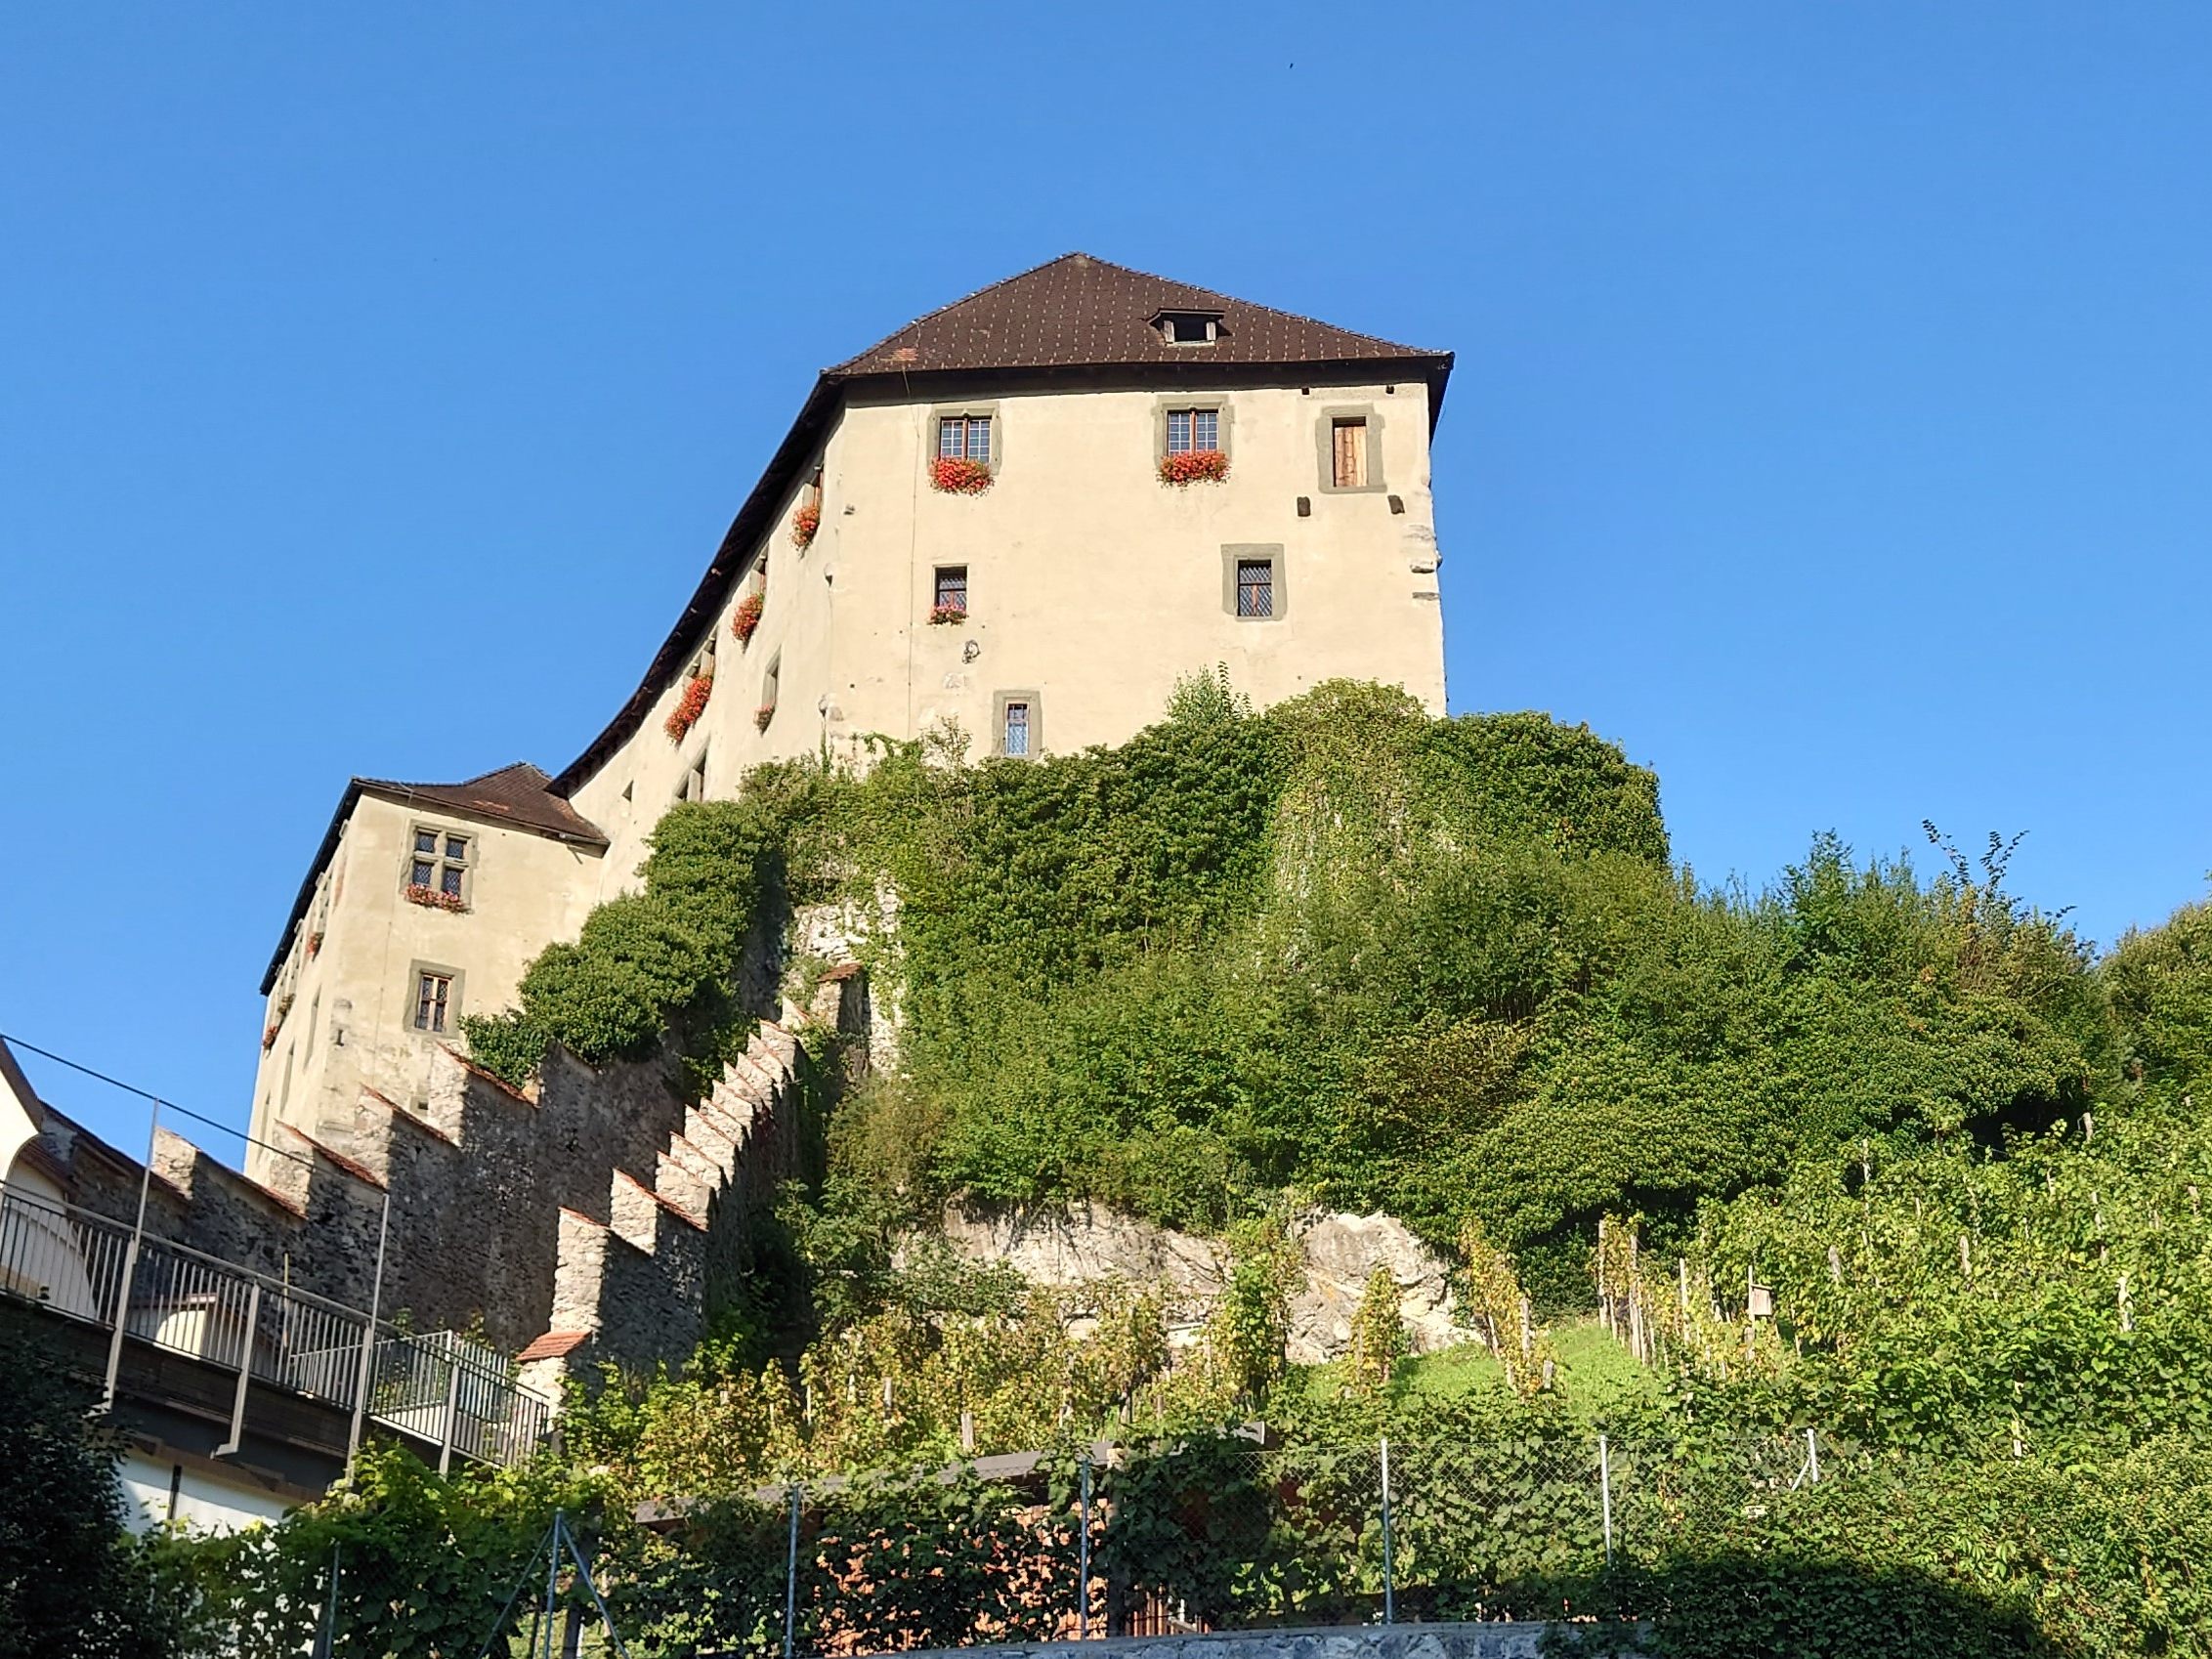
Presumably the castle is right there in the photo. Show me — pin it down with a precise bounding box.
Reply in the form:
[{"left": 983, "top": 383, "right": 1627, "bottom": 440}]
[
  {"left": 0, "top": 259, "right": 1455, "bottom": 1516},
  {"left": 246, "top": 254, "right": 1453, "bottom": 1191}
]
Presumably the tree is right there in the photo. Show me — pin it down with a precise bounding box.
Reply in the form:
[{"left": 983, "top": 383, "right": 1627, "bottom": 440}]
[{"left": 0, "top": 1324, "right": 171, "bottom": 1659}]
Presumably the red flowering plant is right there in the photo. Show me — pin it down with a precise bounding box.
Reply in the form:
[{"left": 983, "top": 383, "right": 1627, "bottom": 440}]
[
  {"left": 307, "top": 931, "right": 323, "bottom": 957},
  {"left": 754, "top": 702, "right": 776, "bottom": 732},
  {"left": 665, "top": 673, "right": 712, "bottom": 742},
  {"left": 262, "top": 1025, "right": 280, "bottom": 1051},
  {"left": 404, "top": 883, "right": 467, "bottom": 914},
  {"left": 927, "top": 601, "right": 967, "bottom": 625},
  {"left": 1159, "top": 448, "right": 1230, "bottom": 487},
  {"left": 732, "top": 592, "right": 764, "bottom": 644},
  {"left": 929, "top": 455, "right": 993, "bottom": 494},
  {"left": 791, "top": 503, "right": 820, "bottom": 548}
]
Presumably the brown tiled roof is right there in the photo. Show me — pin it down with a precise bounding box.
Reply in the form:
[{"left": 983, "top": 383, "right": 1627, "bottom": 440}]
[
  {"left": 516, "top": 1330, "right": 592, "bottom": 1363},
  {"left": 542, "top": 253, "right": 1450, "bottom": 793},
  {"left": 358, "top": 763, "right": 607, "bottom": 844},
  {"left": 261, "top": 764, "right": 608, "bottom": 995},
  {"left": 832, "top": 253, "right": 1443, "bottom": 375}
]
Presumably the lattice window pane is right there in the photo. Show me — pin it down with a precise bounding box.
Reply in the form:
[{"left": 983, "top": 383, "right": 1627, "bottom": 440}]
[
  {"left": 1003, "top": 702, "right": 1030, "bottom": 757},
  {"left": 445, "top": 837, "right": 467, "bottom": 862},
  {"left": 1167, "top": 410, "right": 1192, "bottom": 453},
  {"left": 1193, "top": 409, "right": 1218, "bottom": 449},
  {"left": 939, "top": 418, "right": 964, "bottom": 458},
  {"left": 1237, "top": 560, "right": 1274, "bottom": 618},
  {"left": 965, "top": 415, "right": 991, "bottom": 460},
  {"left": 936, "top": 567, "right": 968, "bottom": 608},
  {"left": 411, "top": 861, "right": 435, "bottom": 886},
  {"left": 414, "top": 830, "right": 438, "bottom": 856},
  {"left": 440, "top": 867, "right": 463, "bottom": 897}
]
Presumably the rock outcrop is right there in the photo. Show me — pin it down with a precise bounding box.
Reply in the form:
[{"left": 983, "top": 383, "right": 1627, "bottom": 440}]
[{"left": 937, "top": 1203, "right": 1463, "bottom": 1363}]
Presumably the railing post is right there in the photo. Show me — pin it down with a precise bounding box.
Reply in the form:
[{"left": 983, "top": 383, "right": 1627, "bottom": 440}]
[
  {"left": 215, "top": 1282, "right": 261, "bottom": 1457},
  {"left": 1379, "top": 1435, "right": 1394, "bottom": 1625},
  {"left": 783, "top": 1481, "right": 802, "bottom": 1659},
  {"left": 437, "top": 1346, "right": 462, "bottom": 1476},
  {"left": 1598, "top": 1433, "right": 1614, "bottom": 1569},
  {"left": 1078, "top": 1452, "right": 1092, "bottom": 1639},
  {"left": 345, "top": 1189, "right": 392, "bottom": 1478},
  {"left": 100, "top": 1101, "right": 160, "bottom": 1412}
]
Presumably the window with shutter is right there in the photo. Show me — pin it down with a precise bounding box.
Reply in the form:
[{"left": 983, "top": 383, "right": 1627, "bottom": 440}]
[{"left": 1332, "top": 418, "right": 1367, "bottom": 489}]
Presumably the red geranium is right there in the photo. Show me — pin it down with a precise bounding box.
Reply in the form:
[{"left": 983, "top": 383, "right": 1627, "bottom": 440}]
[
  {"left": 791, "top": 503, "right": 820, "bottom": 548},
  {"left": 732, "top": 592, "right": 764, "bottom": 644},
  {"left": 927, "top": 602, "right": 967, "bottom": 625},
  {"left": 930, "top": 455, "right": 993, "bottom": 494},
  {"left": 1159, "top": 448, "right": 1230, "bottom": 487},
  {"left": 665, "top": 673, "right": 712, "bottom": 741},
  {"left": 404, "top": 883, "right": 467, "bottom": 913},
  {"left": 754, "top": 702, "right": 776, "bottom": 732}
]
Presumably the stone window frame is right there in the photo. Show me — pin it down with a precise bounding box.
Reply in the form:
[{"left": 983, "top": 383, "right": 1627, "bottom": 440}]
[
  {"left": 1313, "top": 404, "right": 1387, "bottom": 495},
  {"left": 929, "top": 401, "right": 1003, "bottom": 478},
  {"left": 761, "top": 651, "right": 782, "bottom": 720},
  {"left": 403, "top": 823, "right": 474, "bottom": 907},
  {"left": 1152, "top": 394, "right": 1235, "bottom": 464},
  {"left": 995, "top": 690, "right": 1042, "bottom": 759},
  {"left": 1221, "top": 543, "right": 1287, "bottom": 620},
  {"left": 677, "top": 744, "right": 708, "bottom": 802},
  {"left": 406, "top": 959, "right": 465, "bottom": 1038}
]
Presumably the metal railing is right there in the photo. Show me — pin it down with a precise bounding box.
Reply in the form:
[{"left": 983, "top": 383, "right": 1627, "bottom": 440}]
[{"left": 0, "top": 1178, "right": 550, "bottom": 1469}]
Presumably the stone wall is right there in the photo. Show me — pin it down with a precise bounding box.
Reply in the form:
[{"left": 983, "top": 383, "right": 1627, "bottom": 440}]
[
  {"left": 810, "top": 1625, "right": 1557, "bottom": 1659},
  {"left": 29, "top": 958, "right": 862, "bottom": 1389}
]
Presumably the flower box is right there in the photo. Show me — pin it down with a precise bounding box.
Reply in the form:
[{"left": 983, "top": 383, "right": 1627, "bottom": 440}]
[
  {"left": 791, "top": 503, "right": 820, "bottom": 549},
  {"left": 307, "top": 931, "right": 323, "bottom": 958},
  {"left": 404, "top": 883, "right": 468, "bottom": 914},
  {"left": 754, "top": 703, "right": 776, "bottom": 732},
  {"left": 665, "top": 674, "right": 712, "bottom": 741},
  {"left": 1159, "top": 448, "right": 1230, "bottom": 487},
  {"left": 927, "top": 602, "right": 967, "bottom": 625},
  {"left": 929, "top": 455, "right": 994, "bottom": 494},
  {"left": 732, "top": 592, "right": 764, "bottom": 644}
]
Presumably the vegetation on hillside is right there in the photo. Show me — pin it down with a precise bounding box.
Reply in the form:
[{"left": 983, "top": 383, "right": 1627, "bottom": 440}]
[{"left": 140, "top": 677, "right": 2212, "bottom": 1656}]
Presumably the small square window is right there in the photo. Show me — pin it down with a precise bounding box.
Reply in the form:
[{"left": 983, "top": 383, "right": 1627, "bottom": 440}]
[
  {"left": 413, "top": 971, "right": 453, "bottom": 1034},
  {"left": 1332, "top": 418, "right": 1368, "bottom": 489},
  {"left": 938, "top": 414, "right": 991, "bottom": 461},
  {"left": 1002, "top": 701, "right": 1031, "bottom": 758},
  {"left": 404, "top": 827, "right": 470, "bottom": 905},
  {"left": 934, "top": 566, "right": 968, "bottom": 612},
  {"left": 1155, "top": 311, "right": 1221, "bottom": 346},
  {"left": 1237, "top": 559, "right": 1275, "bottom": 618}
]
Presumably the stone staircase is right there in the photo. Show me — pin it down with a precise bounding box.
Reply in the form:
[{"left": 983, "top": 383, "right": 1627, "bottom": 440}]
[{"left": 520, "top": 981, "right": 849, "bottom": 1399}]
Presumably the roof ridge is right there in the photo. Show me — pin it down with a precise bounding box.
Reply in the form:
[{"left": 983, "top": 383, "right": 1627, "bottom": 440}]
[{"left": 829, "top": 251, "right": 1094, "bottom": 375}]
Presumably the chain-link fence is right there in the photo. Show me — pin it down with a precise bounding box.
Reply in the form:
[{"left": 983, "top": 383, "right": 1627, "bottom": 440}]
[
  {"left": 152, "top": 1429, "right": 1837, "bottom": 1656},
  {"left": 607, "top": 1428, "right": 1836, "bottom": 1656}
]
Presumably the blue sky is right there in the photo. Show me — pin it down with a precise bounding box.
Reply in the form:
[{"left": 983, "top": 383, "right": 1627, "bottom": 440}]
[{"left": 4, "top": 3, "right": 2208, "bottom": 1154}]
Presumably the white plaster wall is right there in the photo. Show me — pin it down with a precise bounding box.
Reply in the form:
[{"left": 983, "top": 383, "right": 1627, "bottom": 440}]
[
  {"left": 120, "top": 1451, "right": 294, "bottom": 1536},
  {"left": 249, "top": 794, "right": 605, "bottom": 1177},
  {"left": 568, "top": 375, "right": 1447, "bottom": 894}
]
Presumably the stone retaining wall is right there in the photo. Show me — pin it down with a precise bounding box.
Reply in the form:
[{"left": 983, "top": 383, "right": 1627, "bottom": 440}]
[{"left": 824, "top": 1626, "right": 1563, "bottom": 1659}]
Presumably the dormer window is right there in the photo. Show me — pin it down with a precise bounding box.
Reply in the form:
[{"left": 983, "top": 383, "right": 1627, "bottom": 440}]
[{"left": 1154, "top": 310, "right": 1222, "bottom": 347}]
